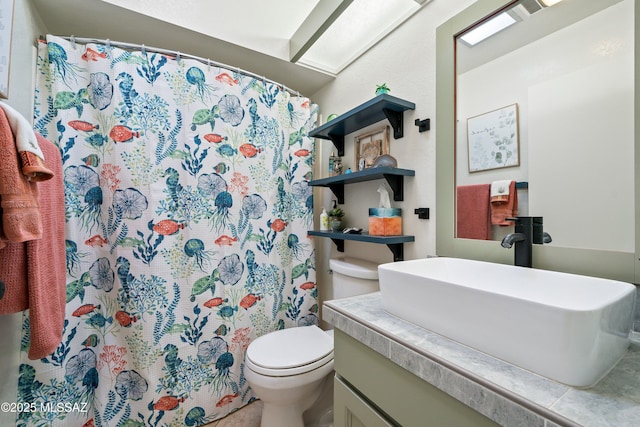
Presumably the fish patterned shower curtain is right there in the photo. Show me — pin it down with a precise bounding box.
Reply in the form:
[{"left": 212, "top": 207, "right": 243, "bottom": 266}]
[{"left": 17, "top": 35, "right": 318, "bottom": 427}]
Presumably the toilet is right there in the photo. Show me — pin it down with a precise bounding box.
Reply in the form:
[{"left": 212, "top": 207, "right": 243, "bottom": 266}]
[{"left": 244, "top": 257, "right": 380, "bottom": 427}]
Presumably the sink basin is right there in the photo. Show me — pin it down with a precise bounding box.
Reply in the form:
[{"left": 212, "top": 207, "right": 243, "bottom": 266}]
[{"left": 378, "top": 257, "right": 636, "bottom": 387}]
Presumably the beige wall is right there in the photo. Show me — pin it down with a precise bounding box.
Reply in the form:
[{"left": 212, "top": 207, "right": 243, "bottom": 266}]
[
  {"left": 310, "top": 0, "right": 475, "bottom": 307},
  {"left": 5, "top": 0, "right": 44, "bottom": 117},
  {"left": 0, "top": 0, "right": 46, "bottom": 423}
]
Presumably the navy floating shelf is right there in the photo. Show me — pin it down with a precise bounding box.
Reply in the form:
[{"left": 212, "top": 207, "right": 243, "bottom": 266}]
[
  {"left": 308, "top": 230, "right": 414, "bottom": 262},
  {"left": 308, "top": 95, "right": 417, "bottom": 262},
  {"left": 309, "top": 94, "right": 416, "bottom": 156},
  {"left": 308, "top": 167, "right": 415, "bottom": 204}
]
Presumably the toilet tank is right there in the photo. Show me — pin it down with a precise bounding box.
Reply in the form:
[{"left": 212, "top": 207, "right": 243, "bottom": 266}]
[{"left": 329, "top": 258, "right": 379, "bottom": 299}]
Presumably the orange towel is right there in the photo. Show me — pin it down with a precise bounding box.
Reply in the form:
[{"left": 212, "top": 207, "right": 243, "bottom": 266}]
[
  {"left": 457, "top": 184, "right": 491, "bottom": 240},
  {"left": 0, "top": 101, "right": 54, "bottom": 181},
  {"left": 0, "top": 108, "right": 42, "bottom": 249},
  {"left": 491, "top": 180, "right": 518, "bottom": 226},
  {"left": 20, "top": 151, "right": 56, "bottom": 182},
  {"left": 0, "top": 134, "right": 66, "bottom": 359}
]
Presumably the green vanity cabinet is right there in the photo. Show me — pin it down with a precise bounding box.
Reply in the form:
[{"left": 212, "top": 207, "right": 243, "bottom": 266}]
[
  {"left": 333, "top": 329, "right": 500, "bottom": 427},
  {"left": 334, "top": 376, "right": 395, "bottom": 427}
]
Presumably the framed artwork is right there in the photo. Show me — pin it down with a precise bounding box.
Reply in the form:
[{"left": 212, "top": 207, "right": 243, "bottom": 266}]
[
  {"left": 0, "top": 0, "right": 14, "bottom": 99},
  {"left": 354, "top": 125, "right": 390, "bottom": 171},
  {"left": 467, "top": 103, "right": 519, "bottom": 172}
]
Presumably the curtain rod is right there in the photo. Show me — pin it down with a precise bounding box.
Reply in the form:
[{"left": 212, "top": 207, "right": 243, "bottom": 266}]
[{"left": 50, "top": 35, "right": 304, "bottom": 98}]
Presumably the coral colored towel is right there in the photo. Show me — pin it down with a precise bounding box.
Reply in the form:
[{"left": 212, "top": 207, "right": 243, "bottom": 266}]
[
  {"left": 0, "top": 102, "right": 54, "bottom": 181},
  {"left": 0, "top": 134, "right": 66, "bottom": 360},
  {"left": 491, "top": 180, "right": 518, "bottom": 226},
  {"left": 0, "top": 108, "right": 42, "bottom": 249},
  {"left": 457, "top": 184, "right": 491, "bottom": 240}
]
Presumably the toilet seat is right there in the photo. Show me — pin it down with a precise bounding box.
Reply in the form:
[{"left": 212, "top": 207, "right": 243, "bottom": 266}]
[{"left": 246, "top": 325, "right": 334, "bottom": 377}]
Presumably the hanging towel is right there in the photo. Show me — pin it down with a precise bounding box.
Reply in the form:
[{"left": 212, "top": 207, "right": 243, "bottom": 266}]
[
  {"left": 0, "top": 133, "right": 66, "bottom": 360},
  {"left": 0, "top": 108, "right": 42, "bottom": 249},
  {"left": 491, "top": 180, "right": 518, "bottom": 225},
  {"left": 0, "top": 101, "right": 54, "bottom": 181},
  {"left": 457, "top": 184, "right": 491, "bottom": 240},
  {"left": 490, "top": 179, "right": 512, "bottom": 203}
]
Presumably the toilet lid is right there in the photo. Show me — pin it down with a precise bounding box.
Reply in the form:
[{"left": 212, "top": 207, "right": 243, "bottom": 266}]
[{"left": 246, "top": 325, "right": 333, "bottom": 374}]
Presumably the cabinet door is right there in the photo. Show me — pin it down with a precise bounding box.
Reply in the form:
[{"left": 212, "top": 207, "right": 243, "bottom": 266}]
[
  {"left": 334, "top": 329, "right": 500, "bottom": 427},
  {"left": 334, "top": 376, "right": 395, "bottom": 427}
]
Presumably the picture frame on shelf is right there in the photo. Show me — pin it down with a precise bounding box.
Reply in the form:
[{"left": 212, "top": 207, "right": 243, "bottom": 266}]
[
  {"left": 467, "top": 103, "right": 520, "bottom": 172},
  {"left": 0, "top": 0, "right": 14, "bottom": 99},
  {"left": 354, "top": 125, "right": 390, "bottom": 171}
]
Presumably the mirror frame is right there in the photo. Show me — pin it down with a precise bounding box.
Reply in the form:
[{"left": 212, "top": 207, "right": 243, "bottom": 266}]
[{"left": 436, "top": 0, "right": 640, "bottom": 283}]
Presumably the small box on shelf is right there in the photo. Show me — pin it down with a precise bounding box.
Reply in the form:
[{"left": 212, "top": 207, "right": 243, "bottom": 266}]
[{"left": 369, "top": 208, "right": 402, "bottom": 236}]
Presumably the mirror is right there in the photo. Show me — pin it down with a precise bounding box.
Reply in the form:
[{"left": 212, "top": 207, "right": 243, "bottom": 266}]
[
  {"left": 455, "top": 0, "right": 633, "bottom": 247},
  {"left": 436, "top": 0, "right": 639, "bottom": 283}
]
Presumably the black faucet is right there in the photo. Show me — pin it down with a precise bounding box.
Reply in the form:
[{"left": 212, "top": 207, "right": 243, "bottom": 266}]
[{"left": 501, "top": 217, "right": 552, "bottom": 268}]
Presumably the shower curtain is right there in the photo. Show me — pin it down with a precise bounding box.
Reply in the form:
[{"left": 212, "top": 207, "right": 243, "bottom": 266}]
[{"left": 17, "top": 35, "right": 318, "bottom": 427}]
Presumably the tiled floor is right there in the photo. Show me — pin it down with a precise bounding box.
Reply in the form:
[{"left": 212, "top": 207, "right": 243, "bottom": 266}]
[{"left": 205, "top": 400, "right": 263, "bottom": 427}]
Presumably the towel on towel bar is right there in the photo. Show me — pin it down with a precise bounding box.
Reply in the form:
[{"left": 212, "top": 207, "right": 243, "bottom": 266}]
[
  {"left": 491, "top": 180, "right": 518, "bottom": 225},
  {"left": 0, "top": 108, "right": 42, "bottom": 248},
  {"left": 457, "top": 184, "right": 491, "bottom": 240},
  {"left": 0, "top": 133, "right": 66, "bottom": 359},
  {"left": 0, "top": 102, "right": 54, "bottom": 181},
  {"left": 490, "top": 179, "right": 512, "bottom": 203}
]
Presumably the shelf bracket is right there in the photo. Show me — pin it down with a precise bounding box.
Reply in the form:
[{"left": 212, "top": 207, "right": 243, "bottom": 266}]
[
  {"left": 387, "top": 244, "right": 404, "bottom": 262},
  {"left": 327, "top": 133, "right": 345, "bottom": 156},
  {"left": 327, "top": 184, "right": 345, "bottom": 204},
  {"left": 382, "top": 108, "right": 404, "bottom": 139},
  {"left": 382, "top": 174, "right": 404, "bottom": 201},
  {"left": 330, "top": 239, "right": 403, "bottom": 260},
  {"left": 330, "top": 238, "right": 345, "bottom": 252}
]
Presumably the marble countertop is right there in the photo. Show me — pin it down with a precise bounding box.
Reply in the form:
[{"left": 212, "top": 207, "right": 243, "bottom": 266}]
[{"left": 324, "top": 292, "right": 640, "bottom": 427}]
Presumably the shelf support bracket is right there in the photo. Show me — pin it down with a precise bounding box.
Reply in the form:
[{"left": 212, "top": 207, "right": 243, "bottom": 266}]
[
  {"left": 383, "top": 174, "right": 404, "bottom": 201},
  {"left": 327, "top": 133, "right": 345, "bottom": 156},
  {"left": 382, "top": 108, "right": 404, "bottom": 139},
  {"left": 330, "top": 238, "right": 345, "bottom": 252},
  {"left": 327, "top": 184, "right": 345, "bottom": 204},
  {"left": 387, "top": 244, "right": 404, "bottom": 262}
]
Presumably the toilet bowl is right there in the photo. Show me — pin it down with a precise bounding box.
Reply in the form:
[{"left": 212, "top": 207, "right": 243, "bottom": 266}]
[
  {"left": 244, "top": 257, "right": 379, "bottom": 427},
  {"left": 244, "top": 325, "right": 335, "bottom": 427}
]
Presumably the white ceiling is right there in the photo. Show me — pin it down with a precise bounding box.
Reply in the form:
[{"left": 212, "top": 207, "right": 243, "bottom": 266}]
[
  {"left": 30, "top": 0, "right": 427, "bottom": 95},
  {"left": 100, "top": 0, "right": 323, "bottom": 62},
  {"left": 299, "top": 0, "right": 424, "bottom": 74}
]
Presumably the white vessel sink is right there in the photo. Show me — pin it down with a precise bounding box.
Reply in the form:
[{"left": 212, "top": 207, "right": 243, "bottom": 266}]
[{"left": 378, "top": 257, "right": 636, "bottom": 387}]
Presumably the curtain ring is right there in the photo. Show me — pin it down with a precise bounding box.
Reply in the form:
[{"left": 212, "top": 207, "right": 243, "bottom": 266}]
[
  {"left": 207, "top": 58, "right": 211, "bottom": 72},
  {"left": 141, "top": 44, "right": 146, "bottom": 55},
  {"left": 70, "top": 35, "right": 76, "bottom": 49},
  {"left": 106, "top": 38, "right": 111, "bottom": 49},
  {"left": 176, "top": 51, "right": 181, "bottom": 61}
]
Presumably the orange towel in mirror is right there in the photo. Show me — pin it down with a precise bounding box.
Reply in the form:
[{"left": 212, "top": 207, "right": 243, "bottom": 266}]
[
  {"left": 456, "top": 184, "right": 491, "bottom": 240},
  {"left": 490, "top": 180, "right": 518, "bottom": 225}
]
